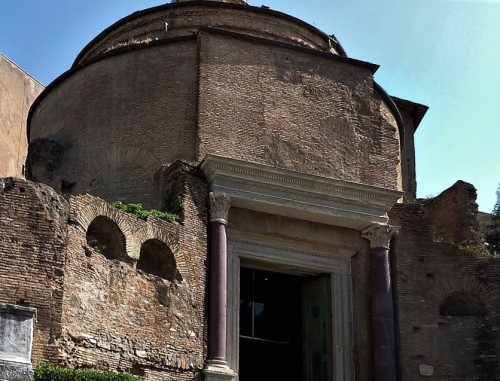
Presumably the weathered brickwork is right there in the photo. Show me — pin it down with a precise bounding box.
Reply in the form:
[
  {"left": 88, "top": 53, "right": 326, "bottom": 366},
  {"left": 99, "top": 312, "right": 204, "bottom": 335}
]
[
  {"left": 0, "top": 178, "right": 68, "bottom": 366},
  {"left": 5, "top": 2, "right": 495, "bottom": 380},
  {"left": 28, "top": 2, "right": 403, "bottom": 208},
  {"left": 0, "top": 164, "right": 208, "bottom": 380},
  {"left": 76, "top": 2, "right": 340, "bottom": 65},
  {"left": 422, "top": 180, "right": 483, "bottom": 245},
  {"left": 390, "top": 190, "right": 500, "bottom": 380},
  {"left": 197, "top": 31, "right": 402, "bottom": 190},
  {"left": 0, "top": 55, "right": 43, "bottom": 178},
  {"left": 392, "top": 97, "right": 428, "bottom": 202},
  {"left": 29, "top": 41, "right": 198, "bottom": 208},
  {"left": 57, "top": 165, "right": 207, "bottom": 380}
]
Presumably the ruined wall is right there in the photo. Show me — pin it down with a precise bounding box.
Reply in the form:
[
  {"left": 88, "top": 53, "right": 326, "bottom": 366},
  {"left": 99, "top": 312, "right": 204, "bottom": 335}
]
[
  {"left": 57, "top": 164, "right": 208, "bottom": 380},
  {"left": 29, "top": 41, "right": 198, "bottom": 208},
  {"left": 0, "top": 178, "right": 68, "bottom": 366},
  {"left": 422, "top": 181, "right": 483, "bottom": 245},
  {"left": 197, "top": 31, "right": 402, "bottom": 190},
  {"left": 0, "top": 54, "right": 43, "bottom": 178},
  {"left": 390, "top": 202, "right": 500, "bottom": 380},
  {"left": 0, "top": 163, "right": 209, "bottom": 381}
]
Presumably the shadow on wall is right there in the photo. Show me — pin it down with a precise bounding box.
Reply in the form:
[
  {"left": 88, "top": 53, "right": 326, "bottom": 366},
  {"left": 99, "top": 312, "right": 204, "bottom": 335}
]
[
  {"left": 439, "top": 291, "right": 498, "bottom": 380},
  {"left": 85, "top": 215, "right": 182, "bottom": 283}
]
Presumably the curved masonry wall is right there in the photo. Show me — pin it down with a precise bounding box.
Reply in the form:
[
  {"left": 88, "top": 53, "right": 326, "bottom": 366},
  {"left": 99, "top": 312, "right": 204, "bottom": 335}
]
[
  {"left": 29, "top": 41, "right": 198, "bottom": 207},
  {"left": 75, "top": 2, "right": 338, "bottom": 65}
]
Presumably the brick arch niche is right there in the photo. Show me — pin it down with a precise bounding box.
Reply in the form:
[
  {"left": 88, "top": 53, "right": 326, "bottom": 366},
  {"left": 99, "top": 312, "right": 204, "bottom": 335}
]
[
  {"left": 436, "top": 289, "right": 497, "bottom": 379},
  {"left": 439, "top": 291, "right": 487, "bottom": 317},
  {"left": 137, "top": 238, "right": 182, "bottom": 282},
  {"left": 86, "top": 215, "right": 127, "bottom": 261}
]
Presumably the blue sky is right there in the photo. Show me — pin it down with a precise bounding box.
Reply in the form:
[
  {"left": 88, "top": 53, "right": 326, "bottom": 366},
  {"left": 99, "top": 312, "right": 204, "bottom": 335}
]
[{"left": 1, "top": 0, "right": 499, "bottom": 212}]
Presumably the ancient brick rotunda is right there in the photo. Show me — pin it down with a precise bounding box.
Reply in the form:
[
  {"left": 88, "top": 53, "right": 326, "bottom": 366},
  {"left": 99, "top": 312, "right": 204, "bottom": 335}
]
[{"left": 0, "top": 1, "right": 499, "bottom": 381}]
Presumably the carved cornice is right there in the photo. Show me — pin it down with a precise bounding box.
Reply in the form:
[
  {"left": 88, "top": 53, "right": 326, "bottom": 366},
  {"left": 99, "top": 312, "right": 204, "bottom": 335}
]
[
  {"left": 209, "top": 192, "right": 231, "bottom": 224},
  {"left": 201, "top": 155, "right": 403, "bottom": 230},
  {"left": 361, "top": 223, "right": 400, "bottom": 249}
]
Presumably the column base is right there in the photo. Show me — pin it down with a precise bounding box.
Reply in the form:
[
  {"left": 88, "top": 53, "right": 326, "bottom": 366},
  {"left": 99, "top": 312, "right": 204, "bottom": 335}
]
[{"left": 203, "top": 360, "right": 236, "bottom": 381}]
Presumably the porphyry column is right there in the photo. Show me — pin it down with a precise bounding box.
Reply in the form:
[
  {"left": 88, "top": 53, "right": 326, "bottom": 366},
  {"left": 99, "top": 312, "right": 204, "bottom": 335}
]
[
  {"left": 204, "top": 192, "right": 235, "bottom": 381},
  {"left": 362, "top": 223, "right": 400, "bottom": 381}
]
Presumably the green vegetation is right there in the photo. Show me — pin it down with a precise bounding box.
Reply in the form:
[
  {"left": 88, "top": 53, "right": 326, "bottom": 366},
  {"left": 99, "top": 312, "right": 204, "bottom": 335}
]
[
  {"left": 112, "top": 201, "right": 177, "bottom": 223},
  {"left": 485, "top": 183, "right": 500, "bottom": 255},
  {"left": 34, "top": 365, "right": 141, "bottom": 381},
  {"left": 459, "top": 244, "right": 498, "bottom": 263},
  {"left": 168, "top": 196, "right": 184, "bottom": 216},
  {"left": 87, "top": 237, "right": 107, "bottom": 254}
]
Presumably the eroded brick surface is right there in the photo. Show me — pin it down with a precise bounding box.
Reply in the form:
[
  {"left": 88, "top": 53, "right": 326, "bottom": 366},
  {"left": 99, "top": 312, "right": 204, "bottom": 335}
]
[
  {"left": 0, "top": 165, "right": 207, "bottom": 380},
  {"left": 4, "top": 3, "right": 496, "bottom": 381},
  {"left": 422, "top": 181, "right": 483, "bottom": 245},
  {"left": 390, "top": 198, "right": 500, "bottom": 381},
  {"left": 197, "top": 32, "right": 401, "bottom": 191},
  {"left": 0, "top": 178, "right": 68, "bottom": 365}
]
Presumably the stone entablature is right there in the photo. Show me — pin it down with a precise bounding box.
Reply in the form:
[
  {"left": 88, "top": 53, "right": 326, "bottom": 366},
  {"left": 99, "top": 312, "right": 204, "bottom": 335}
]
[{"left": 201, "top": 154, "right": 403, "bottom": 230}]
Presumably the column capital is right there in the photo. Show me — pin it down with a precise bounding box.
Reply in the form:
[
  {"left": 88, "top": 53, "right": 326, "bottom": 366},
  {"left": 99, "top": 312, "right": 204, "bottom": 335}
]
[
  {"left": 209, "top": 192, "right": 231, "bottom": 225},
  {"left": 362, "top": 223, "right": 400, "bottom": 249}
]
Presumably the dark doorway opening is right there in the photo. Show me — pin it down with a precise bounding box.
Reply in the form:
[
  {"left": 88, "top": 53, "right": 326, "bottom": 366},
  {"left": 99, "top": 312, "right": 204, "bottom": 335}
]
[
  {"left": 239, "top": 267, "right": 333, "bottom": 381},
  {"left": 239, "top": 268, "right": 303, "bottom": 381}
]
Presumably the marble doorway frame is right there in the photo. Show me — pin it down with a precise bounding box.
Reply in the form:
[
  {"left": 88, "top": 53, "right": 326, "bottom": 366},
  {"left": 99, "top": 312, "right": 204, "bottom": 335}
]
[{"left": 226, "top": 236, "right": 353, "bottom": 381}]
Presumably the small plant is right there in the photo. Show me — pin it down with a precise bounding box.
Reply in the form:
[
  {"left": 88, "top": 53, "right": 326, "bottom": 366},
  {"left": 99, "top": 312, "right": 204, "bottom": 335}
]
[
  {"left": 34, "top": 365, "right": 141, "bottom": 381},
  {"left": 168, "top": 196, "right": 184, "bottom": 216},
  {"left": 87, "top": 235, "right": 107, "bottom": 254},
  {"left": 459, "top": 244, "right": 499, "bottom": 261},
  {"left": 112, "top": 201, "right": 177, "bottom": 223}
]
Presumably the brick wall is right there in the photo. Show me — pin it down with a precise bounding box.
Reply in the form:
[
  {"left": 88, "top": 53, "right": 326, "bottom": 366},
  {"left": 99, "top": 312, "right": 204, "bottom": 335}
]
[
  {"left": 197, "top": 31, "right": 402, "bottom": 190},
  {"left": 0, "top": 55, "right": 43, "bottom": 178},
  {"left": 422, "top": 181, "right": 483, "bottom": 245},
  {"left": 56, "top": 163, "right": 208, "bottom": 380},
  {"left": 0, "top": 163, "right": 209, "bottom": 380},
  {"left": 28, "top": 4, "right": 403, "bottom": 206},
  {"left": 29, "top": 41, "right": 198, "bottom": 208},
  {"left": 390, "top": 201, "right": 499, "bottom": 380},
  {"left": 0, "top": 178, "right": 68, "bottom": 365},
  {"left": 76, "top": 3, "right": 336, "bottom": 65}
]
